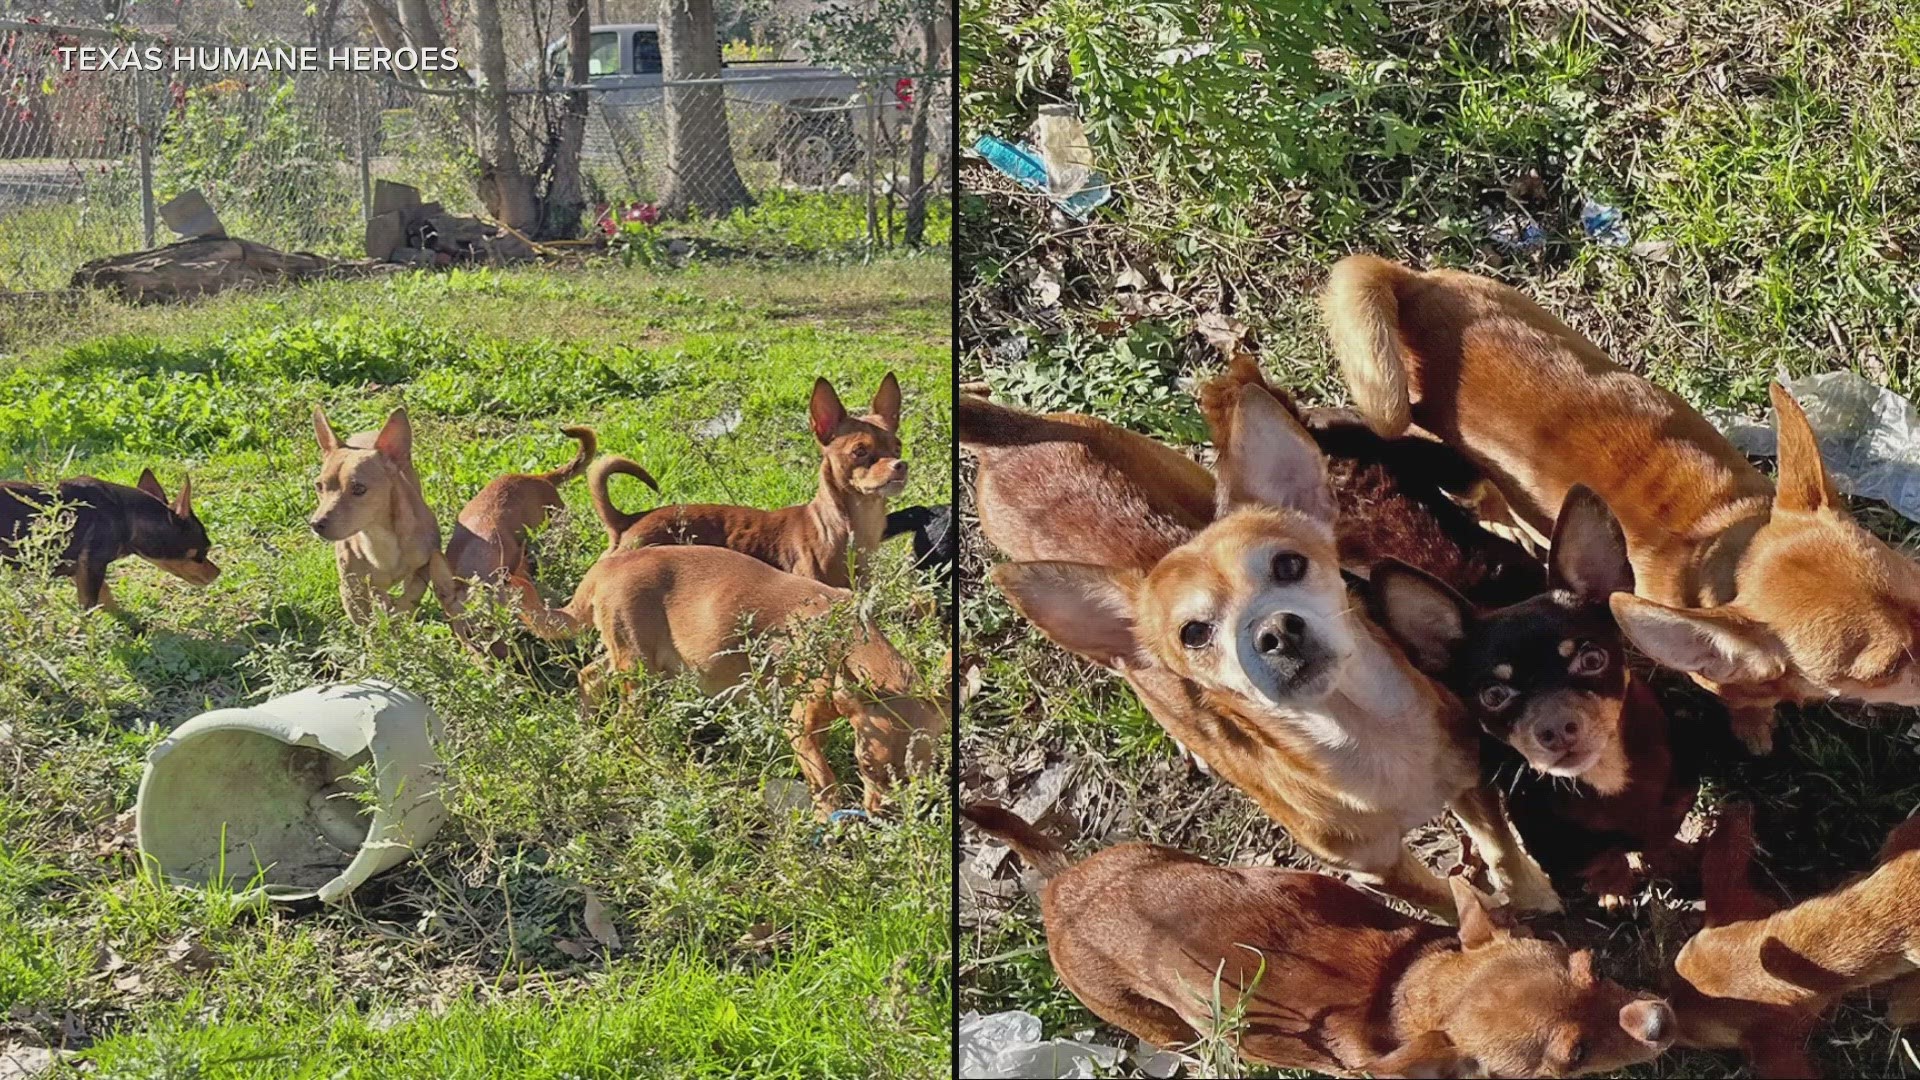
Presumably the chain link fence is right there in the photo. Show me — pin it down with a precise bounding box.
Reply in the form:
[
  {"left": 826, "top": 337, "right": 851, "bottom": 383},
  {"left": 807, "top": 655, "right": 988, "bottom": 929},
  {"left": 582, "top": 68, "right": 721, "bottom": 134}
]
[{"left": 0, "top": 19, "right": 952, "bottom": 291}]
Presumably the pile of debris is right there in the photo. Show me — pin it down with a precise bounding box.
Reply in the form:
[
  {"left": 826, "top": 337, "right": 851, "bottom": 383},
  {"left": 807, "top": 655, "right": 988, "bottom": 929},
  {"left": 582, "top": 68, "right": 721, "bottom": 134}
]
[
  {"left": 70, "top": 189, "right": 374, "bottom": 303},
  {"left": 363, "top": 181, "right": 536, "bottom": 266}
]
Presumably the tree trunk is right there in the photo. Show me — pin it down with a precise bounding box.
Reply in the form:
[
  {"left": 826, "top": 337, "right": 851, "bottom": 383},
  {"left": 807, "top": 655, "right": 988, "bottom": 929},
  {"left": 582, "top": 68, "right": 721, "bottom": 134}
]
[
  {"left": 470, "top": 0, "right": 539, "bottom": 230},
  {"left": 541, "top": 0, "right": 593, "bottom": 239},
  {"left": 904, "top": 3, "right": 940, "bottom": 247},
  {"left": 658, "top": 0, "right": 753, "bottom": 218}
]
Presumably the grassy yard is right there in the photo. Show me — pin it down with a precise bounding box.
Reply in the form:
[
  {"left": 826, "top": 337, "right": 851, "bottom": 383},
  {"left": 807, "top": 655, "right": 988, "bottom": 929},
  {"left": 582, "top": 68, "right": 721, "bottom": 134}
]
[
  {"left": 960, "top": 0, "right": 1920, "bottom": 1076},
  {"left": 0, "top": 257, "right": 952, "bottom": 1078}
]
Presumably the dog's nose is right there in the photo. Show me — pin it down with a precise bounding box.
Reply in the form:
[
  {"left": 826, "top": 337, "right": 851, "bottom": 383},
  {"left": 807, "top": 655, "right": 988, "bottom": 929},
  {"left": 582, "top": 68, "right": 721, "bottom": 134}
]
[
  {"left": 1254, "top": 612, "right": 1307, "bottom": 657},
  {"left": 893, "top": 460, "right": 908, "bottom": 478},
  {"left": 1536, "top": 716, "right": 1581, "bottom": 750},
  {"left": 1621, "top": 999, "right": 1675, "bottom": 1044},
  {"left": 308, "top": 518, "right": 328, "bottom": 536}
]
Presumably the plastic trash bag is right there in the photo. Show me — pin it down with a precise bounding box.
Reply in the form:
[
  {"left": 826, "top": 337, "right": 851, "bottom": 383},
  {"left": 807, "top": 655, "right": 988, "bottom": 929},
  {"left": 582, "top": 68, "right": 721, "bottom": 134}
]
[
  {"left": 1712, "top": 370, "right": 1920, "bottom": 524},
  {"left": 958, "top": 1011, "right": 1124, "bottom": 1079},
  {"left": 1580, "top": 199, "right": 1632, "bottom": 247}
]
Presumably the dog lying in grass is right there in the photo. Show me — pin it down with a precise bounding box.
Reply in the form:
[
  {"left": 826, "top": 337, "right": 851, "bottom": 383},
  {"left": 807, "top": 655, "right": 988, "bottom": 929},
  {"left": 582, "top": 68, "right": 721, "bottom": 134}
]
[
  {"left": 984, "top": 379, "right": 1557, "bottom": 917},
  {"left": 589, "top": 374, "right": 908, "bottom": 589},
  {"left": 1325, "top": 254, "right": 1920, "bottom": 754},
  {"left": 1670, "top": 803, "right": 1920, "bottom": 1077},
  {"left": 513, "top": 544, "right": 947, "bottom": 816},
  {"left": 1368, "top": 487, "right": 1705, "bottom": 907},
  {"left": 964, "top": 804, "right": 1676, "bottom": 1078},
  {"left": 0, "top": 469, "right": 218, "bottom": 610}
]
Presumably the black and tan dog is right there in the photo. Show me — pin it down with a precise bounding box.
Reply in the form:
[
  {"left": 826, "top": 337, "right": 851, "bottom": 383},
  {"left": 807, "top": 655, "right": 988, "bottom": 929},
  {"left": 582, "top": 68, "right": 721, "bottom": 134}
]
[{"left": 0, "top": 470, "right": 218, "bottom": 609}]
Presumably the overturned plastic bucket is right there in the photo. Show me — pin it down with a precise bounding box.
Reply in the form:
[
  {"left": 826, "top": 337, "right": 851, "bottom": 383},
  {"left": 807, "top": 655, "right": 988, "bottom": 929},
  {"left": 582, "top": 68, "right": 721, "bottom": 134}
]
[{"left": 136, "top": 680, "right": 446, "bottom": 904}]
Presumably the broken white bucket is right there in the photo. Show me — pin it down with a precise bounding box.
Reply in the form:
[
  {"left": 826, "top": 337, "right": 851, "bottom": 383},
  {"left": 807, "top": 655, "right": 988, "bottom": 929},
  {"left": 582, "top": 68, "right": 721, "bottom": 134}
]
[{"left": 136, "top": 680, "right": 446, "bottom": 903}]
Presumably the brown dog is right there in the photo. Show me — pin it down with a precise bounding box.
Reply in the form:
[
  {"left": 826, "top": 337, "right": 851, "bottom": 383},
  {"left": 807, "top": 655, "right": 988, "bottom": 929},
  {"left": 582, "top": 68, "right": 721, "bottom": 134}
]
[
  {"left": 964, "top": 804, "right": 1676, "bottom": 1078},
  {"left": 1324, "top": 255, "right": 1920, "bottom": 753},
  {"left": 310, "top": 405, "right": 460, "bottom": 624},
  {"left": 985, "top": 380, "right": 1558, "bottom": 917},
  {"left": 1671, "top": 804, "right": 1920, "bottom": 1077},
  {"left": 446, "top": 425, "right": 605, "bottom": 591},
  {"left": 514, "top": 545, "right": 947, "bottom": 815},
  {"left": 589, "top": 374, "right": 907, "bottom": 589}
]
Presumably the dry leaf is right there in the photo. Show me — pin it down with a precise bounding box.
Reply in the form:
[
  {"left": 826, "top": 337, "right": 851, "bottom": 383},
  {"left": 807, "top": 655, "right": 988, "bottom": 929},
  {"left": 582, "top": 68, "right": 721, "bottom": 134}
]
[
  {"left": 735, "top": 921, "right": 788, "bottom": 953},
  {"left": 1113, "top": 265, "right": 1147, "bottom": 292},
  {"left": 961, "top": 663, "right": 984, "bottom": 706},
  {"left": 582, "top": 892, "right": 621, "bottom": 951},
  {"left": 112, "top": 973, "right": 143, "bottom": 994},
  {"left": 554, "top": 939, "right": 593, "bottom": 960},
  {"left": 1194, "top": 311, "right": 1248, "bottom": 355},
  {"left": 1030, "top": 268, "right": 1062, "bottom": 308},
  {"left": 164, "top": 934, "right": 220, "bottom": 974}
]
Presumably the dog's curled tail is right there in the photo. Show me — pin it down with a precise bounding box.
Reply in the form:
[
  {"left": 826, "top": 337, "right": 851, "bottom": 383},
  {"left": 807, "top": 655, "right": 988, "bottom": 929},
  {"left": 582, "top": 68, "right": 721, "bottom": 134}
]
[
  {"left": 961, "top": 803, "right": 1072, "bottom": 879},
  {"left": 539, "top": 426, "right": 599, "bottom": 486},
  {"left": 1322, "top": 254, "right": 1418, "bottom": 437},
  {"left": 587, "top": 455, "right": 660, "bottom": 548}
]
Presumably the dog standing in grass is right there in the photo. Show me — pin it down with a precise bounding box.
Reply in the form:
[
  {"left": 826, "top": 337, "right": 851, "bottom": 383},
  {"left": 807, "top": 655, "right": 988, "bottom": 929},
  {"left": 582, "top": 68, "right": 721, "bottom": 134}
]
[
  {"left": 310, "top": 405, "right": 461, "bottom": 624},
  {"left": 513, "top": 545, "right": 948, "bottom": 816}
]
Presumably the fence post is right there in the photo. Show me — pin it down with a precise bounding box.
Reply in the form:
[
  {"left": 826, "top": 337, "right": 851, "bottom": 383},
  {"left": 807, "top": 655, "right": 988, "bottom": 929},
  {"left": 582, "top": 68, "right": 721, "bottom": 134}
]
[
  {"left": 356, "top": 76, "right": 373, "bottom": 222},
  {"left": 864, "top": 84, "right": 878, "bottom": 251},
  {"left": 135, "top": 73, "right": 156, "bottom": 249}
]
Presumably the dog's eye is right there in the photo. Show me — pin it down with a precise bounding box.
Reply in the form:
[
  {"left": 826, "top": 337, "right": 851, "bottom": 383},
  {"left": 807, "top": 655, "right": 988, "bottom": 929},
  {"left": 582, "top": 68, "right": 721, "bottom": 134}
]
[
  {"left": 1179, "top": 621, "right": 1213, "bottom": 649},
  {"left": 1271, "top": 553, "right": 1307, "bottom": 584},
  {"left": 350, "top": 482, "right": 368, "bottom": 497},
  {"left": 1571, "top": 646, "right": 1608, "bottom": 675},
  {"left": 1478, "top": 683, "right": 1518, "bottom": 710},
  {"left": 1565, "top": 1040, "right": 1586, "bottom": 1067}
]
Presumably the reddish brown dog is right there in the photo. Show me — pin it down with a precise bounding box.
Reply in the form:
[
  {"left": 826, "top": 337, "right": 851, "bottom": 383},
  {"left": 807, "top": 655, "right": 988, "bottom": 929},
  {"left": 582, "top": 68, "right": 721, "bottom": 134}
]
[
  {"left": 446, "top": 425, "right": 607, "bottom": 591},
  {"left": 971, "top": 381, "right": 1558, "bottom": 917},
  {"left": 1324, "top": 255, "right": 1920, "bottom": 754},
  {"left": 964, "top": 804, "right": 1676, "bottom": 1078},
  {"left": 514, "top": 545, "right": 947, "bottom": 815},
  {"left": 589, "top": 374, "right": 907, "bottom": 589},
  {"left": 1671, "top": 804, "right": 1920, "bottom": 1077}
]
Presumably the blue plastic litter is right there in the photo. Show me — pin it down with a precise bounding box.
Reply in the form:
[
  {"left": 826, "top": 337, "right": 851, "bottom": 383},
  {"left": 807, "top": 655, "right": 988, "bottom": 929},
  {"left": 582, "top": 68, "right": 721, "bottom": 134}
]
[
  {"left": 1580, "top": 199, "right": 1632, "bottom": 247},
  {"left": 972, "top": 135, "right": 1113, "bottom": 221},
  {"left": 1488, "top": 211, "right": 1545, "bottom": 253}
]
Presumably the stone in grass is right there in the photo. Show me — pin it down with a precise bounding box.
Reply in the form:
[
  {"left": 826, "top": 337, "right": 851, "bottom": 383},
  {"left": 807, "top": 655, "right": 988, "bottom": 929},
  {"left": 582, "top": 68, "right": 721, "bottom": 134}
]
[
  {"left": 157, "top": 188, "right": 226, "bottom": 240},
  {"left": 365, "top": 210, "right": 406, "bottom": 261}
]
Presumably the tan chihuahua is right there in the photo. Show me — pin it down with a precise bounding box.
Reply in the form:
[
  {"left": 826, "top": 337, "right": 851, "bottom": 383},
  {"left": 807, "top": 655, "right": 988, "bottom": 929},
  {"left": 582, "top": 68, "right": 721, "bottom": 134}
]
[
  {"left": 1325, "top": 255, "right": 1920, "bottom": 753},
  {"left": 987, "top": 381, "right": 1558, "bottom": 917},
  {"left": 514, "top": 545, "right": 947, "bottom": 815},
  {"left": 965, "top": 805, "right": 1675, "bottom": 1078},
  {"left": 310, "top": 405, "right": 460, "bottom": 624},
  {"left": 589, "top": 374, "right": 908, "bottom": 589},
  {"left": 1671, "top": 804, "right": 1920, "bottom": 1078}
]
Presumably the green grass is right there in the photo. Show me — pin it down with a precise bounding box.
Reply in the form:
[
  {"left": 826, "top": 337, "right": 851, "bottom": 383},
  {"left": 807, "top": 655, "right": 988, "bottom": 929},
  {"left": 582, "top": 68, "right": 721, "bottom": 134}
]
[
  {"left": 961, "top": 0, "right": 1920, "bottom": 1076},
  {"left": 0, "top": 256, "right": 952, "bottom": 1078}
]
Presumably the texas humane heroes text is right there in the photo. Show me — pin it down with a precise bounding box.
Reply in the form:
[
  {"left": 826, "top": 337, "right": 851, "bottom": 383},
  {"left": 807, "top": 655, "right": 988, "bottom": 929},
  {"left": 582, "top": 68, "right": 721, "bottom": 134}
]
[{"left": 55, "top": 45, "right": 459, "bottom": 73}]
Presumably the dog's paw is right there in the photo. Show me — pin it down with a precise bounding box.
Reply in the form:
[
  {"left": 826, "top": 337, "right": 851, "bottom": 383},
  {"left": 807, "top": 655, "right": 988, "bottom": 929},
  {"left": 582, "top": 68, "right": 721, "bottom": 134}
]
[{"left": 1730, "top": 708, "right": 1776, "bottom": 755}]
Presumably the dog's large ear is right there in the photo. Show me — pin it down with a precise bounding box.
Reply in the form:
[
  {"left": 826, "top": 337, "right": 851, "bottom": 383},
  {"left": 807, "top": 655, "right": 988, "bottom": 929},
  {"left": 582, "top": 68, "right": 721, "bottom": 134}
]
[
  {"left": 1770, "top": 382, "right": 1840, "bottom": 514},
  {"left": 1549, "top": 484, "right": 1634, "bottom": 598},
  {"left": 135, "top": 468, "right": 167, "bottom": 503},
  {"left": 372, "top": 408, "right": 412, "bottom": 463},
  {"left": 1368, "top": 560, "right": 1470, "bottom": 675},
  {"left": 810, "top": 378, "right": 847, "bottom": 444},
  {"left": 870, "top": 371, "right": 902, "bottom": 433},
  {"left": 1450, "top": 873, "right": 1525, "bottom": 949},
  {"left": 1609, "top": 594, "right": 1786, "bottom": 686},
  {"left": 993, "top": 561, "right": 1152, "bottom": 672},
  {"left": 1365, "top": 1030, "right": 1474, "bottom": 1079},
  {"left": 171, "top": 475, "right": 194, "bottom": 518},
  {"left": 1214, "top": 383, "right": 1333, "bottom": 521},
  {"left": 312, "top": 405, "right": 342, "bottom": 455}
]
